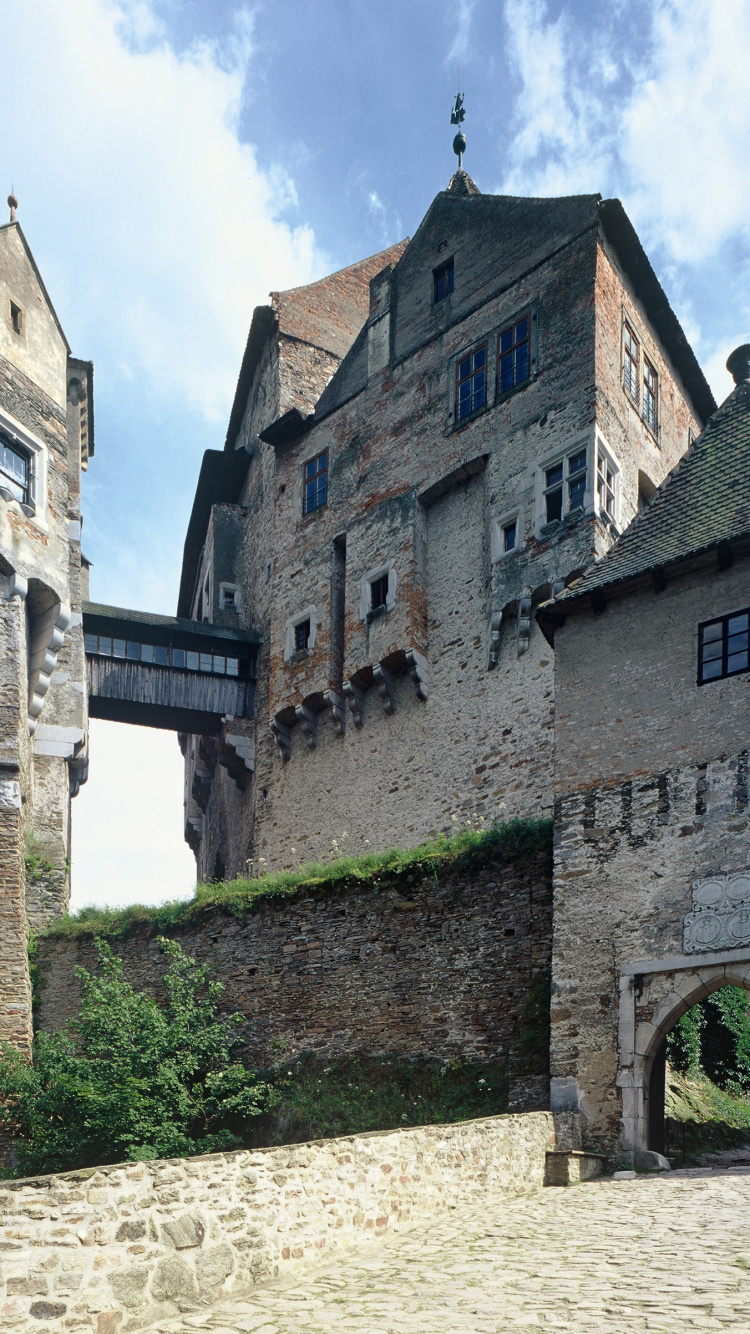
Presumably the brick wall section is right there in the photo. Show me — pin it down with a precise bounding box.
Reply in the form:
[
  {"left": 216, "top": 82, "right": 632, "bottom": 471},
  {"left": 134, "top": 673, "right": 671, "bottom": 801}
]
[
  {"left": 37, "top": 845, "right": 552, "bottom": 1087},
  {"left": 0, "top": 1111, "right": 558, "bottom": 1333}
]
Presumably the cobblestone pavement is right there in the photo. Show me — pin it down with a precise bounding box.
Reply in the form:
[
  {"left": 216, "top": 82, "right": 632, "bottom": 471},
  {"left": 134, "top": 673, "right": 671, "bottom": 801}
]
[{"left": 154, "top": 1168, "right": 750, "bottom": 1333}]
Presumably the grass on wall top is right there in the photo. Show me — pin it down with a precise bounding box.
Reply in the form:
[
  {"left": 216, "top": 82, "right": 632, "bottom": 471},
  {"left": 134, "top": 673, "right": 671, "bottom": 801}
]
[{"left": 42, "top": 818, "right": 553, "bottom": 942}]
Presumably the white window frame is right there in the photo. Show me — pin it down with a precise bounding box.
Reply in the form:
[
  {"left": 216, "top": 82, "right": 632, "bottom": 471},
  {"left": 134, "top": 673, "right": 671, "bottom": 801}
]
[
  {"left": 595, "top": 436, "right": 621, "bottom": 525},
  {"left": 219, "top": 582, "right": 240, "bottom": 612},
  {"left": 491, "top": 510, "right": 523, "bottom": 563},
  {"left": 284, "top": 605, "right": 317, "bottom": 662},
  {"left": 0, "top": 404, "right": 46, "bottom": 526},
  {"left": 359, "top": 562, "right": 397, "bottom": 622},
  {"left": 534, "top": 430, "right": 620, "bottom": 534}
]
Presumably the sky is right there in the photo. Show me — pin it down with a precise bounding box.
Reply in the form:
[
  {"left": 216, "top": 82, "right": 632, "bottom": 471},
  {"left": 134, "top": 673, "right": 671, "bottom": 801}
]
[{"left": 2, "top": 0, "right": 749, "bottom": 911}]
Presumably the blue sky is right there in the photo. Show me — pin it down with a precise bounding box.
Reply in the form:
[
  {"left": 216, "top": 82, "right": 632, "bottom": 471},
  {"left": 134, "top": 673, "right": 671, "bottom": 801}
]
[{"left": 2, "top": 0, "right": 748, "bottom": 908}]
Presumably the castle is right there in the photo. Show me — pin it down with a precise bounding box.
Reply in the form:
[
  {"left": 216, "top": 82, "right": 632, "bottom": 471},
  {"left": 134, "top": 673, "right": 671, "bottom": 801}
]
[{"left": 4, "top": 166, "right": 750, "bottom": 1162}]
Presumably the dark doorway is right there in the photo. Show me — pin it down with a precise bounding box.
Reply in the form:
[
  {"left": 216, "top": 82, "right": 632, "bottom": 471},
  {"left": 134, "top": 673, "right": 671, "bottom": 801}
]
[{"left": 648, "top": 1038, "right": 667, "bottom": 1153}]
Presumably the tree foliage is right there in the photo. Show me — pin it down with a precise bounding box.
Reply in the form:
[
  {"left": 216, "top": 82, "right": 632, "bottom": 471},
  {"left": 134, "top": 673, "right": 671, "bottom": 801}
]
[
  {"left": 0, "top": 939, "right": 275, "bottom": 1176},
  {"left": 667, "top": 985, "right": 750, "bottom": 1094}
]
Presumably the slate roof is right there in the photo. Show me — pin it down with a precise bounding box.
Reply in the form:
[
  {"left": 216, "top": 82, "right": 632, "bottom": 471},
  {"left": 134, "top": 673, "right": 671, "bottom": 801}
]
[{"left": 553, "top": 379, "right": 750, "bottom": 606}]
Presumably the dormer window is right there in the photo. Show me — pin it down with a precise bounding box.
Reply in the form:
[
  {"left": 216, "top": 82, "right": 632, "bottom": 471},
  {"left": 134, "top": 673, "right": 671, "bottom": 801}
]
[
  {"left": 0, "top": 437, "right": 29, "bottom": 505},
  {"left": 433, "top": 259, "right": 454, "bottom": 303}
]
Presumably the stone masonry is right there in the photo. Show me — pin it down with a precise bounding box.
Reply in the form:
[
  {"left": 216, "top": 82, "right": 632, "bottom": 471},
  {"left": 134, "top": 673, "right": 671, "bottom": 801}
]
[
  {"left": 180, "top": 177, "right": 712, "bottom": 882},
  {"left": 0, "top": 1110, "right": 557, "bottom": 1334},
  {"left": 36, "top": 840, "right": 552, "bottom": 1106},
  {"left": 0, "top": 215, "right": 94, "bottom": 1049}
]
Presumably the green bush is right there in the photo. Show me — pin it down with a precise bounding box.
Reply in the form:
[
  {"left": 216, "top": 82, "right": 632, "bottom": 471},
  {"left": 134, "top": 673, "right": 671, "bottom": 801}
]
[
  {"left": 257, "top": 1052, "right": 509, "bottom": 1144},
  {"left": 0, "top": 939, "right": 276, "bottom": 1177},
  {"left": 667, "top": 986, "right": 750, "bottom": 1093}
]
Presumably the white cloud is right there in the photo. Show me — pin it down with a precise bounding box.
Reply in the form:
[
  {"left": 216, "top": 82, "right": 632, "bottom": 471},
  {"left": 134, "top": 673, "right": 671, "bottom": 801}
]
[
  {"left": 447, "top": 0, "right": 476, "bottom": 64},
  {"left": 498, "top": 0, "right": 750, "bottom": 396},
  {"left": 0, "top": 0, "right": 327, "bottom": 422},
  {"left": 71, "top": 720, "right": 196, "bottom": 911}
]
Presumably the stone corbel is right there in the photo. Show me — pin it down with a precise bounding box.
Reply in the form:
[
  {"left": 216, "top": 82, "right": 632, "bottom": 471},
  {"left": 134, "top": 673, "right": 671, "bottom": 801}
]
[
  {"left": 517, "top": 595, "right": 532, "bottom": 656},
  {"left": 488, "top": 611, "right": 503, "bottom": 670},
  {"left": 295, "top": 702, "right": 319, "bottom": 749},
  {"left": 4, "top": 572, "right": 28, "bottom": 602},
  {"left": 405, "top": 648, "right": 428, "bottom": 702},
  {"left": 271, "top": 715, "right": 292, "bottom": 762},
  {"left": 373, "top": 662, "right": 397, "bottom": 715},
  {"left": 323, "top": 689, "right": 346, "bottom": 736},
  {"left": 343, "top": 678, "right": 366, "bottom": 728},
  {"left": 28, "top": 600, "right": 72, "bottom": 735},
  {"left": 220, "top": 733, "right": 255, "bottom": 791}
]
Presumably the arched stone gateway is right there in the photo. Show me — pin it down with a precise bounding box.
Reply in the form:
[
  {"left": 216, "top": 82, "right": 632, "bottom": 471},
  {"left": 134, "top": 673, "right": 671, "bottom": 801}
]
[{"left": 618, "top": 948, "right": 750, "bottom": 1155}]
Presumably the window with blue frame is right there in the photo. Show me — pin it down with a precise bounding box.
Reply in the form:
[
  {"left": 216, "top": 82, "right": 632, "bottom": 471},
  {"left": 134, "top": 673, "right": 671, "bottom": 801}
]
[
  {"left": 498, "top": 316, "right": 530, "bottom": 394},
  {"left": 303, "top": 450, "right": 328, "bottom": 515},
  {"left": 433, "top": 258, "right": 454, "bottom": 303},
  {"left": 699, "top": 610, "right": 750, "bottom": 685},
  {"left": 456, "top": 344, "right": 487, "bottom": 421}
]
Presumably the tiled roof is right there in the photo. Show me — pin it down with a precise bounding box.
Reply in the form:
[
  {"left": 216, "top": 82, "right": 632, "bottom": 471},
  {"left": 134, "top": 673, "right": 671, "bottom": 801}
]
[
  {"left": 554, "top": 380, "right": 750, "bottom": 604},
  {"left": 272, "top": 241, "right": 408, "bottom": 360}
]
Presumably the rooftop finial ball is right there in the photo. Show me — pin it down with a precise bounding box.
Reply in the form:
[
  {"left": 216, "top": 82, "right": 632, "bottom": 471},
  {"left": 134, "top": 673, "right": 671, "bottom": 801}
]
[
  {"left": 7, "top": 193, "right": 18, "bottom": 210},
  {"left": 453, "top": 132, "right": 467, "bottom": 158}
]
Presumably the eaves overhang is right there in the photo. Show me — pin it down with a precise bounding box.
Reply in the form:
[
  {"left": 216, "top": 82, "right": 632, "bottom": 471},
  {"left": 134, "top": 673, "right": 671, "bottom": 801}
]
[{"left": 177, "top": 449, "right": 251, "bottom": 619}]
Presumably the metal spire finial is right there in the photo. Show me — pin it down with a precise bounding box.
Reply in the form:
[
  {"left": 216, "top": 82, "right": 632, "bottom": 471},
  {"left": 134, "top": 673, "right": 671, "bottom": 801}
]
[
  {"left": 7, "top": 188, "right": 18, "bottom": 223},
  {"left": 450, "top": 66, "right": 467, "bottom": 170}
]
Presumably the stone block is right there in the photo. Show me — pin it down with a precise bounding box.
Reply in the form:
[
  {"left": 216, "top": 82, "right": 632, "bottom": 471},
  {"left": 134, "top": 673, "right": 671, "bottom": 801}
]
[
  {"left": 161, "top": 1212, "right": 205, "bottom": 1249},
  {"left": 108, "top": 1265, "right": 149, "bottom": 1308}
]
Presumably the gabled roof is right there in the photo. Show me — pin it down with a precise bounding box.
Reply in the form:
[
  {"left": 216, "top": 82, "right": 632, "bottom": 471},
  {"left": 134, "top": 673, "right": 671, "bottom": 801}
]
[
  {"left": 223, "top": 241, "right": 408, "bottom": 450},
  {"left": 0, "top": 221, "right": 71, "bottom": 354},
  {"left": 549, "top": 378, "right": 750, "bottom": 609}
]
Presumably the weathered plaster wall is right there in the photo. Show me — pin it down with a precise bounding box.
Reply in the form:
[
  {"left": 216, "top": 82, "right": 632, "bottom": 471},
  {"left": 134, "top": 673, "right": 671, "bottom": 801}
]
[
  {"left": 550, "top": 555, "right": 750, "bottom": 1151},
  {"left": 36, "top": 844, "right": 552, "bottom": 1105},
  {"left": 0, "top": 1111, "right": 558, "bottom": 1334}
]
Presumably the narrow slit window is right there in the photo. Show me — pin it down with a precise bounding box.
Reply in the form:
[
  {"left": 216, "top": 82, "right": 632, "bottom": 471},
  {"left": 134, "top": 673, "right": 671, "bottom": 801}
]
[
  {"left": 623, "top": 323, "right": 640, "bottom": 403},
  {"left": 643, "top": 357, "right": 658, "bottom": 433},
  {"left": 433, "top": 258, "right": 454, "bottom": 303},
  {"left": 304, "top": 450, "right": 328, "bottom": 515},
  {"left": 699, "top": 610, "right": 750, "bottom": 684},
  {"left": 456, "top": 344, "right": 487, "bottom": 421},
  {"left": 498, "top": 316, "right": 530, "bottom": 394},
  {"left": 9, "top": 300, "right": 23, "bottom": 335},
  {"left": 294, "top": 619, "right": 311, "bottom": 653},
  {"left": 503, "top": 520, "right": 517, "bottom": 552}
]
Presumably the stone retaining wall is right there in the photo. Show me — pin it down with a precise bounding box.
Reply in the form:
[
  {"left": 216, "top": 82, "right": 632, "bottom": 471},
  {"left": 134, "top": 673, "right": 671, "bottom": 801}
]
[
  {"left": 35, "top": 844, "right": 552, "bottom": 1083},
  {"left": 0, "top": 1110, "right": 557, "bottom": 1332}
]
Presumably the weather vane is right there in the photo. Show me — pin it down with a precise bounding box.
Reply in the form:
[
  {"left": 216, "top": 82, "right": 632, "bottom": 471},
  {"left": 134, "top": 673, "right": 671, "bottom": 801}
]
[{"left": 450, "top": 66, "right": 467, "bottom": 170}]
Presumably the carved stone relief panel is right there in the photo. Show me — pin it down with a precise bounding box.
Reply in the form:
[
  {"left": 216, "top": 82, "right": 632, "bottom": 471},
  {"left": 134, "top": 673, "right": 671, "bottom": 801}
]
[{"left": 683, "top": 872, "right": 750, "bottom": 953}]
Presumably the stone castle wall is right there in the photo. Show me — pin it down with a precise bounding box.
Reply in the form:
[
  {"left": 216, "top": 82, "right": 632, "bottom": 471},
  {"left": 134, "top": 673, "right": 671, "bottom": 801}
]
[
  {"left": 36, "top": 842, "right": 552, "bottom": 1100},
  {"left": 0, "top": 1111, "right": 557, "bottom": 1334},
  {"left": 550, "top": 555, "right": 750, "bottom": 1151}
]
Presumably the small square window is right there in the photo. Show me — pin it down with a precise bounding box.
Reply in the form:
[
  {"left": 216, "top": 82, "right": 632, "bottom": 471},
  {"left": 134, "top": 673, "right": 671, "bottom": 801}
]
[
  {"left": 456, "top": 344, "right": 487, "bottom": 421},
  {"left": 172, "top": 648, "right": 186, "bottom": 669},
  {"left": 222, "top": 587, "right": 236, "bottom": 609},
  {"left": 99, "top": 636, "right": 112, "bottom": 656},
  {"left": 226, "top": 657, "right": 239, "bottom": 677},
  {"left": 141, "top": 643, "right": 154, "bottom": 663},
  {"left": 113, "top": 638, "right": 126, "bottom": 658},
  {"left": 498, "top": 316, "right": 530, "bottom": 394},
  {"left": 370, "top": 573, "right": 389, "bottom": 610},
  {"left": 84, "top": 633, "right": 98, "bottom": 654},
  {"left": 434, "top": 258, "right": 454, "bottom": 303},
  {"left": 699, "top": 609, "right": 750, "bottom": 684},
  {"left": 187, "top": 651, "right": 199, "bottom": 670},
  {"left": 9, "top": 300, "right": 23, "bottom": 336},
  {"left": 304, "top": 450, "right": 328, "bottom": 515},
  {"left": 503, "top": 520, "right": 517, "bottom": 552},
  {"left": 294, "top": 619, "right": 311, "bottom": 652}
]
